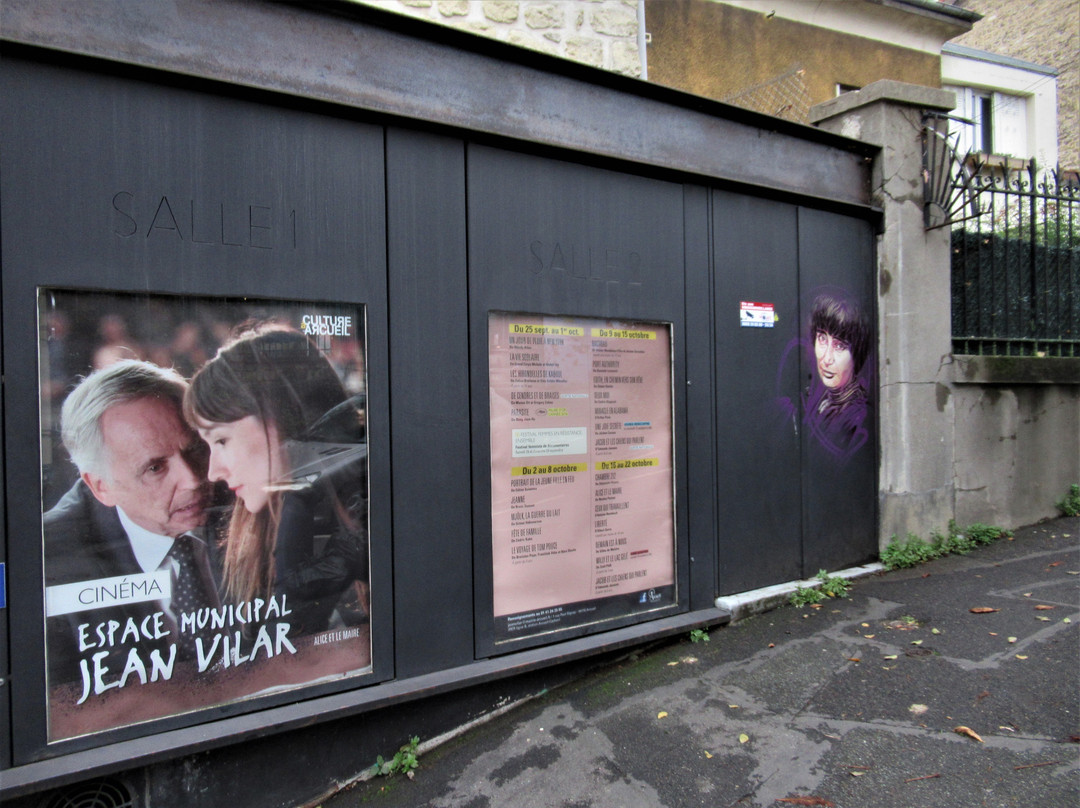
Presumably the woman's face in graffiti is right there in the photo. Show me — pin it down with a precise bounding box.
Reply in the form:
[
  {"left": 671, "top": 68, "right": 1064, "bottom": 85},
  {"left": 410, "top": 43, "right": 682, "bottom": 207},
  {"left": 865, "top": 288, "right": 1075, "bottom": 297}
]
[{"left": 814, "top": 330, "right": 854, "bottom": 389}]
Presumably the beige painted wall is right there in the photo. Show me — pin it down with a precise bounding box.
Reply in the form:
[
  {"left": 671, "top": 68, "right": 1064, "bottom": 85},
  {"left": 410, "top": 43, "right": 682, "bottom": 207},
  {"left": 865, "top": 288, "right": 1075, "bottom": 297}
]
[{"left": 645, "top": 0, "right": 943, "bottom": 121}]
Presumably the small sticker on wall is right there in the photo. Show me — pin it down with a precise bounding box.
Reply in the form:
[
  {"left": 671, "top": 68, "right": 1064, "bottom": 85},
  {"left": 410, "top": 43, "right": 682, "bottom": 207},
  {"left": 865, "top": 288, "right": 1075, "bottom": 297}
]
[{"left": 740, "top": 301, "right": 776, "bottom": 328}]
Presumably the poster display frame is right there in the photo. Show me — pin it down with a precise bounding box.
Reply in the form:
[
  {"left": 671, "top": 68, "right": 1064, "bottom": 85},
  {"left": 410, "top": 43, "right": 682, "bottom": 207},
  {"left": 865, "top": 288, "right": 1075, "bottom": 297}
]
[
  {"left": 481, "top": 309, "right": 684, "bottom": 655},
  {"left": 36, "top": 287, "right": 376, "bottom": 745}
]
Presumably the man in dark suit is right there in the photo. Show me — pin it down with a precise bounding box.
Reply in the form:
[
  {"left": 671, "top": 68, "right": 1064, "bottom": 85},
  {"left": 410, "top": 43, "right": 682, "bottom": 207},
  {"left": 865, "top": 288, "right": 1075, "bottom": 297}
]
[{"left": 44, "top": 360, "right": 220, "bottom": 692}]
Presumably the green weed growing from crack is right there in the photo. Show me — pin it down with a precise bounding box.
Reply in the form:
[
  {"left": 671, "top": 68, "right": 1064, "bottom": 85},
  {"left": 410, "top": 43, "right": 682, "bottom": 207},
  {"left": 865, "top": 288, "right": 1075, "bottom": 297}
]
[
  {"left": 1057, "top": 484, "right": 1080, "bottom": 517},
  {"left": 882, "top": 521, "right": 1011, "bottom": 570},
  {"left": 790, "top": 569, "right": 852, "bottom": 606},
  {"left": 372, "top": 736, "right": 420, "bottom": 779}
]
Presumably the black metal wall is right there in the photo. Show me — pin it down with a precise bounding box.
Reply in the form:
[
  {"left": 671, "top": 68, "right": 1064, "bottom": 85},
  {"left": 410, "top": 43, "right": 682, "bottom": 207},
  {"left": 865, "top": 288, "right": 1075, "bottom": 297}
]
[
  {"left": 713, "top": 195, "right": 878, "bottom": 593},
  {"left": 0, "top": 5, "right": 879, "bottom": 802},
  {"left": 0, "top": 55, "right": 398, "bottom": 765}
]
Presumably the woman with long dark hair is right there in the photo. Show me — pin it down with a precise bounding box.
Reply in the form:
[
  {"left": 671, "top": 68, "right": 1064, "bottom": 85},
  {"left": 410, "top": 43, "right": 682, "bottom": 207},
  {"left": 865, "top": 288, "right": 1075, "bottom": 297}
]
[{"left": 184, "top": 324, "right": 368, "bottom": 635}]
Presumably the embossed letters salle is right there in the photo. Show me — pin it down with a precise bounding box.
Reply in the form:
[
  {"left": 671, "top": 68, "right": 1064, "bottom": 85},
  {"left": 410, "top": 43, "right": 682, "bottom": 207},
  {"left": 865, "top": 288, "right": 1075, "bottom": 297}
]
[{"left": 111, "top": 192, "right": 296, "bottom": 249}]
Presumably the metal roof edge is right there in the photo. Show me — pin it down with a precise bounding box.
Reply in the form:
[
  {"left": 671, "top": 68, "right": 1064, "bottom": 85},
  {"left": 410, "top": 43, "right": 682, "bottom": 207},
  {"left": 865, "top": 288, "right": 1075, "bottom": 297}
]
[
  {"left": 942, "top": 42, "right": 1059, "bottom": 77},
  {"left": 305, "top": 0, "right": 879, "bottom": 158},
  {"left": 873, "top": 0, "right": 982, "bottom": 26}
]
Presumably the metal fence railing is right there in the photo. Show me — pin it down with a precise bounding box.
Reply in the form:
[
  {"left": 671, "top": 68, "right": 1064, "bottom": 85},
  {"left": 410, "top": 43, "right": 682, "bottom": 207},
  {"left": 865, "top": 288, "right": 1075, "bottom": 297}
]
[{"left": 949, "top": 162, "right": 1079, "bottom": 357}]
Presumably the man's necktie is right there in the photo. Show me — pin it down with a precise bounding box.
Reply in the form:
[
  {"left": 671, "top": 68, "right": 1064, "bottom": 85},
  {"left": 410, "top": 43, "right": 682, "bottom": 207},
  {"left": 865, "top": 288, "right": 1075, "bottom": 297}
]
[{"left": 166, "top": 534, "right": 219, "bottom": 660}]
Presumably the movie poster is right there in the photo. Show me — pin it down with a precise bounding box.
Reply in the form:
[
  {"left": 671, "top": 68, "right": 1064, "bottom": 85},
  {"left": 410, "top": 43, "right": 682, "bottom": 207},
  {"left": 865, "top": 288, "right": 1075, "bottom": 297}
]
[
  {"left": 38, "top": 289, "right": 371, "bottom": 742},
  {"left": 489, "top": 312, "right": 676, "bottom": 642}
]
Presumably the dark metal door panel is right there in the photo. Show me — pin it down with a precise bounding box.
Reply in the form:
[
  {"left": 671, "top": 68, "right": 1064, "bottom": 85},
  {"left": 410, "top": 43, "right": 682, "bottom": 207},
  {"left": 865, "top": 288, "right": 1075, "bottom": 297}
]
[
  {"left": 712, "top": 191, "right": 803, "bottom": 593},
  {"left": 797, "top": 208, "right": 878, "bottom": 573},
  {"left": 385, "top": 128, "right": 474, "bottom": 677},
  {"left": 466, "top": 144, "right": 689, "bottom": 656}
]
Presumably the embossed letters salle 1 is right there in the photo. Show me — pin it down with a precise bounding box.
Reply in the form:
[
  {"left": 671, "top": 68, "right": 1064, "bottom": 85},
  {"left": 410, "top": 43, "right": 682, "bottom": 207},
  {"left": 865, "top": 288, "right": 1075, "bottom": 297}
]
[
  {"left": 528, "top": 240, "right": 644, "bottom": 306},
  {"left": 111, "top": 192, "right": 297, "bottom": 249}
]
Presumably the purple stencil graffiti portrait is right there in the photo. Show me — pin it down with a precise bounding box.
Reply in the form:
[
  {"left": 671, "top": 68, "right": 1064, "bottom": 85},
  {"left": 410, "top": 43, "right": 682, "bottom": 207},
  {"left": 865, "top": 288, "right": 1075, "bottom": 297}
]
[{"left": 778, "top": 289, "right": 872, "bottom": 462}]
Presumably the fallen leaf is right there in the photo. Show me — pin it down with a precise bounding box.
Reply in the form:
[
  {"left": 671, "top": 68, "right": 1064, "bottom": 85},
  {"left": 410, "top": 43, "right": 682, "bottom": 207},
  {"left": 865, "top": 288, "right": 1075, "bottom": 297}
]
[
  {"left": 1048, "top": 561, "right": 1063, "bottom": 568},
  {"left": 667, "top": 661, "right": 680, "bottom": 666},
  {"left": 1016, "top": 654, "right": 1029, "bottom": 660},
  {"left": 768, "top": 643, "right": 775, "bottom": 648},
  {"left": 1008, "top": 636, "right": 1018, "bottom": 643},
  {"left": 776, "top": 798, "right": 834, "bottom": 807},
  {"left": 1023, "top": 593, "right": 1033, "bottom": 597},
  {"left": 863, "top": 634, "right": 875, "bottom": 639},
  {"left": 989, "top": 632, "right": 998, "bottom": 636},
  {"left": 909, "top": 704, "right": 929, "bottom": 715},
  {"left": 1014, "top": 760, "right": 1059, "bottom": 770},
  {"left": 883, "top": 654, "right": 898, "bottom": 660},
  {"left": 1035, "top": 605, "right": 1056, "bottom": 610},
  {"left": 887, "top": 619, "right": 919, "bottom": 630},
  {"left": 931, "top": 628, "right": 941, "bottom": 635},
  {"left": 682, "top": 656, "right": 698, "bottom": 663},
  {"left": 850, "top": 770, "right": 866, "bottom": 777},
  {"left": 905, "top": 773, "right": 941, "bottom": 782},
  {"left": 954, "top": 725, "right": 984, "bottom": 742},
  {"left": 728, "top": 704, "right": 739, "bottom": 709},
  {"left": 1064, "top": 618, "right": 1072, "bottom": 623},
  {"left": 847, "top": 657, "right": 861, "bottom": 662},
  {"left": 738, "top": 733, "right": 750, "bottom": 744},
  {"left": 970, "top": 607, "right": 999, "bottom": 613},
  {"left": 657, "top": 711, "right": 668, "bottom": 719},
  {"left": 861, "top": 623, "right": 870, "bottom": 628},
  {"left": 1037, "top": 616, "right": 1051, "bottom": 622},
  {"left": 704, "top": 750, "right": 713, "bottom": 759}
]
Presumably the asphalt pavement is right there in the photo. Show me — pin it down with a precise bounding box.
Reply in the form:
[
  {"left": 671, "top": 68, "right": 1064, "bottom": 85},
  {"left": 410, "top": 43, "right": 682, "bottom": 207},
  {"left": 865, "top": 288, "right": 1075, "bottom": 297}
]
[{"left": 316, "top": 516, "right": 1080, "bottom": 808}]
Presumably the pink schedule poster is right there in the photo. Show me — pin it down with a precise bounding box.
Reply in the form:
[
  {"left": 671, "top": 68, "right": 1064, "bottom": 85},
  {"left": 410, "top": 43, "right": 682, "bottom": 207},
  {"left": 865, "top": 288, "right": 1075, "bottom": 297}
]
[{"left": 489, "top": 312, "right": 676, "bottom": 641}]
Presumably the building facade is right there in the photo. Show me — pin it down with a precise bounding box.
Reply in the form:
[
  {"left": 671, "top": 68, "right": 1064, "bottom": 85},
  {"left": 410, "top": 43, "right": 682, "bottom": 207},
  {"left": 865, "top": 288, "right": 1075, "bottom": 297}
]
[
  {"left": 644, "top": 0, "right": 977, "bottom": 122},
  {"left": 953, "top": 0, "right": 1078, "bottom": 170}
]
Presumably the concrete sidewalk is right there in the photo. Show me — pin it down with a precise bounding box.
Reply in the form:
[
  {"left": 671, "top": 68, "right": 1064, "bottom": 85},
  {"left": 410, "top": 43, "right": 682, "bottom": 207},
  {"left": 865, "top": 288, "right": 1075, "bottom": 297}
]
[{"left": 318, "top": 517, "right": 1080, "bottom": 808}]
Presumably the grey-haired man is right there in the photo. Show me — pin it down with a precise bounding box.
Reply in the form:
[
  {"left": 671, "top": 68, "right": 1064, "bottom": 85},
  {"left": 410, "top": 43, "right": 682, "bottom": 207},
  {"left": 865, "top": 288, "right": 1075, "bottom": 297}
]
[{"left": 44, "top": 360, "right": 219, "bottom": 691}]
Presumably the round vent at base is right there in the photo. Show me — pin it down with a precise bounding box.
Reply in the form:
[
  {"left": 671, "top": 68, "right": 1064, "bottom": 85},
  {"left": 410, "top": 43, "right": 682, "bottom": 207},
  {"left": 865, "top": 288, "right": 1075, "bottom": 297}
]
[{"left": 39, "top": 777, "right": 136, "bottom": 808}]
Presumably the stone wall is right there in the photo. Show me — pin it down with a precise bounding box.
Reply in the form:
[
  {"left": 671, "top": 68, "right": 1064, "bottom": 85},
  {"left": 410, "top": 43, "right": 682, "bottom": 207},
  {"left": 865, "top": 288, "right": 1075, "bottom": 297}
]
[
  {"left": 952, "top": 383, "right": 1080, "bottom": 528},
  {"left": 352, "top": 0, "right": 644, "bottom": 77}
]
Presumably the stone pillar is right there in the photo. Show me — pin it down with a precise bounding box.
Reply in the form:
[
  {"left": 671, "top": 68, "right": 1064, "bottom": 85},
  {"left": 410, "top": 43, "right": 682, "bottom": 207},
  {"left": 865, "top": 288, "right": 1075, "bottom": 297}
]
[{"left": 810, "top": 80, "right": 958, "bottom": 548}]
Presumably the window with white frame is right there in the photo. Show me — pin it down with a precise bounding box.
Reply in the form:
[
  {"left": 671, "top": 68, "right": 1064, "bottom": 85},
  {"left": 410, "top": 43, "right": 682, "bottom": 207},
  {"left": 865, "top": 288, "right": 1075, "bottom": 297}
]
[{"left": 945, "top": 85, "right": 1028, "bottom": 159}]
